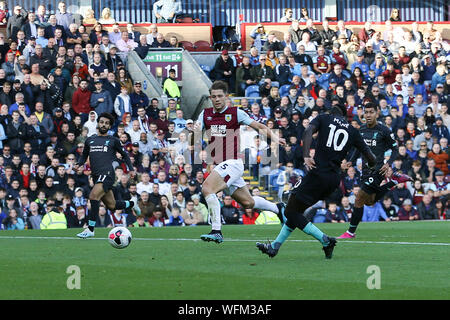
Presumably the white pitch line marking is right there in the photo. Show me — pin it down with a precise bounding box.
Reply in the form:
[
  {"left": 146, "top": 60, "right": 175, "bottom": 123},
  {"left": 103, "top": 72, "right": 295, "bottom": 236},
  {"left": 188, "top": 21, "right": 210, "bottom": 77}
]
[{"left": 0, "top": 236, "right": 449, "bottom": 246}]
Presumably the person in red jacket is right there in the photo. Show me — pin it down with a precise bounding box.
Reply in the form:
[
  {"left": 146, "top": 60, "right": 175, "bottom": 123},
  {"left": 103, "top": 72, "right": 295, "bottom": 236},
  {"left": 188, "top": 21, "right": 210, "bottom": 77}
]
[
  {"left": 243, "top": 208, "right": 259, "bottom": 224},
  {"left": 72, "top": 79, "right": 92, "bottom": 123},
  {"left": 382, "top": 61, "right": 401, "bottom": 84},
  {"left": 19, "top": 163, "right": 31, "bottom": 189}
]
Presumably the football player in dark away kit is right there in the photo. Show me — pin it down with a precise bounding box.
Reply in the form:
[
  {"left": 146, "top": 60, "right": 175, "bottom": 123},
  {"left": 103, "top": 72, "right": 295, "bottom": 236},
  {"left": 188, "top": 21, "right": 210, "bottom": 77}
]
[
  {"left": 76, "top": 112, "right": 138, "bottom": 238},
  {"left": 338, "top": 102, "right": 412, "bottom": 239},
  {"left": 257, "top": 105, "right": 377, "bottom": 259}
]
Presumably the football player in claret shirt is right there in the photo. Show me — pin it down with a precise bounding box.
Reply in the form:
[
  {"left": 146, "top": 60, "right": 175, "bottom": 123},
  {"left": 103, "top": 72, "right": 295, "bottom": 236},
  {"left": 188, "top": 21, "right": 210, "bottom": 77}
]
[
  {"left": 75, "top": 112, "right": 139, "bottom": 238},
  {"left": 194, "top": 81, "right": 286, "bottom": 243},
  {"left": 257, "top": 105, "right": 377, "bottom": 259}
]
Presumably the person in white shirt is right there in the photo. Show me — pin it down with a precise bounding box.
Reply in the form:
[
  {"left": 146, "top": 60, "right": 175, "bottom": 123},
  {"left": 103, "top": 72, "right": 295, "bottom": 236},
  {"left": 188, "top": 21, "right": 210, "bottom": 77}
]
[
  {"left": 108, "top": 23, "right": 122, "bottom": 44},
  {"left": 156, "top": 171, "right": 171, "bottom": 196},
  {"left": 136, "top": 172, "right": 153, "bottom": 195},
  {"left": 114, "top": 86, "right": 131, "bottom": 119},
  {"left": 146, "top": 24, "right": 158, "bottom": 45},
  {"left": 174, "top": 131, "right": 189, "bottom": 156},
  {"left": 173, "top": 109, "right": 187, "bottom": 133},
  {"left": 297, "top": 32, "right": 316, "bottom": 52},
  {"left": 126, "top": 120, "right": 143, "bottom": 143}
]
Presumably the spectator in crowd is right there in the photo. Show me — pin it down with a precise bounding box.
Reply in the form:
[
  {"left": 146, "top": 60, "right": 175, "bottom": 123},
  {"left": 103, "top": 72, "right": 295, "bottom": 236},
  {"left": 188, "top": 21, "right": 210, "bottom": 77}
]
[
  {"left": 213, "top": 50, "right": 235, "bottom": 92},
  {"left": 181, "top": 200, "right": 202, "bottom": 226},
  {"left": 417, "top": 194, "right": 439, "bottom": 220},
  {"left": 221, "top": 195, "right": 240, "bottom": 225},
  {"left": 153, "top": 0, "right": 182, "bottom": 23},
  {"left": 0, "top": 3, "right": 448, "bottom": 233},
  {"left": 151, "top": 33, "right": 171, "bottom": 48},
  {"left": 250, "top": 24, "right": 268, "bottom": 51},
  {"left": 280, "top": 8, "right": 294, "bottom": 23},
  {"left": 397, "top": 198, "right": 420, "bottom": 220}
]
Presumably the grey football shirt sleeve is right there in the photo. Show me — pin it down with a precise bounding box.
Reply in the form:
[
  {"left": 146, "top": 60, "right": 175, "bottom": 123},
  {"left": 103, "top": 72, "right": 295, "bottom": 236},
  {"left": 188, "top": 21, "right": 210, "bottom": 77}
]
[
  {"left": 195, "top": 110, "right": 205, "bottom": 131},
  {"left": 237, "top": 108, "right": 254, "bottom": 126}
]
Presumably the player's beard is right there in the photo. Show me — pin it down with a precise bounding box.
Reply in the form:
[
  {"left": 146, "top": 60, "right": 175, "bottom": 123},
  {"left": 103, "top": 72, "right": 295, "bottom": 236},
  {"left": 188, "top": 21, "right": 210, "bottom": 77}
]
[{"left": 98, "top": 126, "right": 109, "bottom": 134}]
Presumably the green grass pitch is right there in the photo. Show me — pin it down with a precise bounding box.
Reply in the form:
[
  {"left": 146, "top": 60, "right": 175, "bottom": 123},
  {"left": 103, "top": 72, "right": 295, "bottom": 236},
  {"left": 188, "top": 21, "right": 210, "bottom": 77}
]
[{"left": 0, "top": 221, "right": 449, "bottom": 300}]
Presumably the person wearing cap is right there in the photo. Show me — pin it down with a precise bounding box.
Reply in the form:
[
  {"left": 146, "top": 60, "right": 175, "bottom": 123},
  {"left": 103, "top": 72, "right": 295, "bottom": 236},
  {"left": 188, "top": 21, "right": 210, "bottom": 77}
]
[
  {"left": 397, "top": 198, "right": 419, "bottom": 221},
  {"left": 129, "top": 81, "right": 149, "bottom": 118},
  {"left": 351, "top": 49, "right": 370, "bottom": 77},
  {"left": 40, "top": 200, "right": 68, "bottom": 229},
  {"left": 371, "top": 52, "right": 387, "bottom": 77},
  {"left": 213, "top": 49, "right": 235, "bottom": 93},
  {"left": 250, "top": 23, "right": 268, "bottom": 51},
  {"left": 434, "top": 83, "right": 447, "bottom": 103},
  {"left": 330, "top": 41, "right": 348, "bottom": 70},
  {"left": 90, "top": 78, "right": 113, "bottom": 115},
  {"left": 429, "top": 170, "right": 450, "bottom": 199},
  {"left": 378, "top": 42, "right": 393, "bottom": 61}
]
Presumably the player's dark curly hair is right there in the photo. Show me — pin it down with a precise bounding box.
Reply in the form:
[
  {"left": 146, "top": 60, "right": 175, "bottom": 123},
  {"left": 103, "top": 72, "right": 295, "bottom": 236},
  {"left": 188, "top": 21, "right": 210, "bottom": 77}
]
[
  {"left": 98, "top": 112, "right": 115, "bottom": 125},
  {"left": 330, "top": 104, "right": 347, "bottom": 117},
  {"left": 364, "top": 102, "right": 379, "bottom": 111}
]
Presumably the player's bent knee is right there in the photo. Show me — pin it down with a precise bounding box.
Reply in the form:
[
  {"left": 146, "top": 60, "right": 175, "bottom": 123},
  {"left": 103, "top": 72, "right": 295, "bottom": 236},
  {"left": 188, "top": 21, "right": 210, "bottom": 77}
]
[{"left": 241, "top": 198, "right": 255, "bottom": 209}]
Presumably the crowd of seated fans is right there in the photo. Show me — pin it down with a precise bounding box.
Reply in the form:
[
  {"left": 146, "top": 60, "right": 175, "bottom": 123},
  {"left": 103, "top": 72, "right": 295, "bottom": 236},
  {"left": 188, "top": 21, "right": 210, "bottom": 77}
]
[
  {"left": 210, "top": 12, "right": 449, "bottom": 221},
  {"left": 0, "top": 2, "right": 448, "bottom": 231}
]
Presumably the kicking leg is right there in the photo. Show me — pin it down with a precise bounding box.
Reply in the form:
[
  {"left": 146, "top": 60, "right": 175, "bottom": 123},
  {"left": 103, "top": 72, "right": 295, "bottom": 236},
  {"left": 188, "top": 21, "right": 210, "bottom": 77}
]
[
  {"left": 231, "top": 187, "right": 285, "bottom": 223},
  {"left": 257, "top": 194, "right": 336, "bottom": 259}
]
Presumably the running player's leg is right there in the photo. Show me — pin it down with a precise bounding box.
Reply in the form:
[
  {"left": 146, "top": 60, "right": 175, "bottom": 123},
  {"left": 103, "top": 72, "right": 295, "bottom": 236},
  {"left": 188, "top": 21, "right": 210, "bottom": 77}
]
[
  {"left": 87, "top": 184, "right": 105, "bottom": 232},
  {"left": 201, "top": 170, "right": 227, "bottom": 241},
  {"left": 77, "top": 183, "right": 105, "bottom": 238},
  {"left": 257, "top": 171, "right": 337, "bottom": 258},
  {"left": 340, "top": 188, "right": 375, "bottom": 238}
]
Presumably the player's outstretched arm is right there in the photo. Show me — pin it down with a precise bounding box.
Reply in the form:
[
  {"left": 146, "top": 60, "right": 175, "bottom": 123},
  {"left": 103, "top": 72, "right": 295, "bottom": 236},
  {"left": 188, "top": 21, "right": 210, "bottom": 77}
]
[{"left": 249, "top": 121, "right": 286, "bottom": 146}]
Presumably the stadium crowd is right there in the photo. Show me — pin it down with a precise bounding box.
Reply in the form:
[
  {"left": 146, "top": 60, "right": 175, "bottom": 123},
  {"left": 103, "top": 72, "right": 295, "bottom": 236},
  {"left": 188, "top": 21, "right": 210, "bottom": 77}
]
[{"left": 0, "top": 2, "right": 448, "bottom": 231}]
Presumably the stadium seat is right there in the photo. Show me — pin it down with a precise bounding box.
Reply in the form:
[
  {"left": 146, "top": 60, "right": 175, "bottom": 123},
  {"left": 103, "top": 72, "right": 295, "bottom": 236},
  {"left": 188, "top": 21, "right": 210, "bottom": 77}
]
[
  {"left": 279, "top": 84, "right": 291, "bottom": 97},
  {"left": 245, "top": 85, "right": 260, "bottom": 98},
  {"left": 200, "top": 64, "right": 211, "bottom": 77},
  {"left": 180, "top": 41, "right": 195, "bottom": 51},
  {"left": 194, "top": 40, "right": 212, "bottom": 48}
]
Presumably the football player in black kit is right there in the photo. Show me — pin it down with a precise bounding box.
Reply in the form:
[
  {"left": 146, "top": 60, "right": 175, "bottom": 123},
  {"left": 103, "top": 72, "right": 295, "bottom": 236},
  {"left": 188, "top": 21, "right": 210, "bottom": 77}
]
[
  {"left": 257, "top": 105, "right": 377, "bottom": 259},
  {"left": 338, "top": 103, "right": 413, "bottom": 239},
  {"left": 76, "top": 112, "right": 137, "bottom": 238}
]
